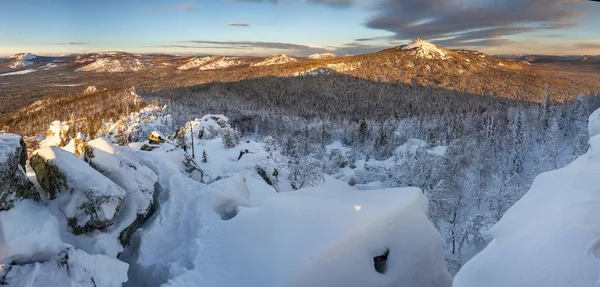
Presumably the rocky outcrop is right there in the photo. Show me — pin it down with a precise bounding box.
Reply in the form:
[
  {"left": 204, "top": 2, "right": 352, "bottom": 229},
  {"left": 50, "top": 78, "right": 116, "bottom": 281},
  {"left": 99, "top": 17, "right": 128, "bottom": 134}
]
[
  {"left": 30, "top": 146, "right": 126, "bottom": 234},
  {"left": 84, "top": 138, "right": 158, "bottom": 243},
  {"left": 0, "top": 133, "right": 39, "bottom": 211}
]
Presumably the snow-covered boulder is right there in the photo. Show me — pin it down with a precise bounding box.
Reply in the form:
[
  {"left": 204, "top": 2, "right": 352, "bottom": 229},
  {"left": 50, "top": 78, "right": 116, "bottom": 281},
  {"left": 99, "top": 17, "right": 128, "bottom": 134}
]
[
  {"left": 165, "top": 186, "right": 452, "bottom": 287},
  {"left": 63, "top": 132, "right": 88, "bottom": 157},
  {"left": 454, "top": 115, "right": 600, "bottom": 286},
  {"left": 0, "top": 133, "right": 39, "bottom": 211},
  {"left": 30, "top": 146, "right": 126, "bottom": 234},
  {"left": 0, "top": 247, "right": 128, "bottom": 287},
  {"left": 84, "top": 138, "right": 158, "bottom": 243},
  {"left": 148, "top": 131, "right": 166, "bottom": 144},
  {"left": 40, "top": 120, "right": 71, "bottom": 148}
]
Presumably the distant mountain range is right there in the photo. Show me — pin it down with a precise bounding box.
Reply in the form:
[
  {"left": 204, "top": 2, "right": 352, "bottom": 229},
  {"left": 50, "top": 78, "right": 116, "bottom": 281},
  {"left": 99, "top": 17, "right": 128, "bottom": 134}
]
[{"left": 0, "top": 39, "right": 598, "bottom": 114}]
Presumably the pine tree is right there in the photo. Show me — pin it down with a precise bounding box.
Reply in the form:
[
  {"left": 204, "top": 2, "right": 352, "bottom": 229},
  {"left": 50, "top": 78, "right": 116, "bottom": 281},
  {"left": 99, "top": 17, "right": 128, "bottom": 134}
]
[{"left": 202, "top": 150, "right": 208, "bottom": 163}]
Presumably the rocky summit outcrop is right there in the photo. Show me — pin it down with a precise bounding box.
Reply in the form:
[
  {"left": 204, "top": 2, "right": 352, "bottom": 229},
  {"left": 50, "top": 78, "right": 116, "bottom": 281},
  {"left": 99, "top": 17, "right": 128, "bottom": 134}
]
[
  {"left": 0, "top": 133, "right": 39, "bottom": 211},
  {"left": 84, "top": 138, "right": 159, "bottom": 243},
  {"left": 30, "top": 146, "right": 126, "bottom": 234}
]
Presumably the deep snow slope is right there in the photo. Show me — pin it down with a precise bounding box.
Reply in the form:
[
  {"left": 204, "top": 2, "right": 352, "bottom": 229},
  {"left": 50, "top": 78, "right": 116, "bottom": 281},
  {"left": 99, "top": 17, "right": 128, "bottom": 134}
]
[{"left": 453, "top": 108, "right": 600, "bottom": 287}]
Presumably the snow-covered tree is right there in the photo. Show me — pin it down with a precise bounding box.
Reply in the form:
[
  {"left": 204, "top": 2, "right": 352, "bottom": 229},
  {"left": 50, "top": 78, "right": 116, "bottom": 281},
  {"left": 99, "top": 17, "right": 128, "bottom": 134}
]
[{"left": 288, "top": 158, "right": 325, "bottom": 190}]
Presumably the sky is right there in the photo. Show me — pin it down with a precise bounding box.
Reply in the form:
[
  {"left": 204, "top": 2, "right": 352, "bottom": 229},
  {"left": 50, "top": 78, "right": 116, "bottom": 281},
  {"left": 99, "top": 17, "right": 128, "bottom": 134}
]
[{"left": 0, "top": 0, "right": 599, "bottom": 57}]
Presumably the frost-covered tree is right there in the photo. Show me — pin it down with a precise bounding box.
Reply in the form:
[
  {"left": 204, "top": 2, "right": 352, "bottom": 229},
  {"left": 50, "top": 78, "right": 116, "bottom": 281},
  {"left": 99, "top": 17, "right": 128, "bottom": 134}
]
[
  {"left": 222, "top": 127, "right": 240, "bottom": 149},
  {"left": 288, "top": 158, "right": 325, "bottom": 190},
  {"left": 263, "top": 135, "right": 277, "bottom": 160}
]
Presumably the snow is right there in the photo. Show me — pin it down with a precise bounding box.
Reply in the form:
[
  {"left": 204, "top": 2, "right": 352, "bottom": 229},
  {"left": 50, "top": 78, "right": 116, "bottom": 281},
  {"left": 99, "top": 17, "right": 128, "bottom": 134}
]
[
  {"left": 402, "top": 38, "right": 450, "bottom": 60},
  {"left": 0, "top": 68, "right": 36, "bottom": 76},
  {"left": 177, "top": 56, "right": 217, "bottom": 70},
  {"left": 40, "top": 121, "right": 70, "bottom": 148},
  {"left": 198, "top": 57, "right": 242, "bottom": 70},
  {"left": 33, "top": 146, "right": 126, "bottom": 231},
  {"left": 0, "top": 133, "right": 23, "bottom": 165},
  {"left": 86, "top": 137, "right": 157, "bottom": 216},
  {"left": 0, "top": 200, "right": 66, "bottom": 264},
  {"left": 453, "top": 109, "right": 600, "bottom": 287},
  {"left": 308, "top": 53, "right": 338, "bottom": 60},
  {"left": 8, "top": 53, "right": 37, "bottom": 68},
  {"left": 0, "top": 247, "right": 129, "bottom": 287},
  {"left": 77, "top": 58, "right": 143, "bottom": 73},
  {"left": 253, "top": 54, "right": 297, "bottom": 67},
  {"left": 588, "top": 108, "right": 600, "bottom": 137},
  {"left": 163, "top": 186, "right": 452, "bottom": 287}
]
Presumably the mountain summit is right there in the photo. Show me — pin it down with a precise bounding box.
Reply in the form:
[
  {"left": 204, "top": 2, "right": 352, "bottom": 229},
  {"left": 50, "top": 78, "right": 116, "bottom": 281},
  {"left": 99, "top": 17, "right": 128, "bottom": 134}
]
[{"left": 400, "top": 38, "right": 450, "bottom": 60}]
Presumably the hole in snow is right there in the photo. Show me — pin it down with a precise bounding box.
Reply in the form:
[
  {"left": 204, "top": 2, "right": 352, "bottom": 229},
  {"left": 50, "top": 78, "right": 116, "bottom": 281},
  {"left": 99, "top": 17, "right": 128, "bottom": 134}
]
[
  {"left": 215, "top": 200, "right": 240, "bottom": 221},
  {"left": 374, "top": 248, "right": 389, "bottom": 274}
]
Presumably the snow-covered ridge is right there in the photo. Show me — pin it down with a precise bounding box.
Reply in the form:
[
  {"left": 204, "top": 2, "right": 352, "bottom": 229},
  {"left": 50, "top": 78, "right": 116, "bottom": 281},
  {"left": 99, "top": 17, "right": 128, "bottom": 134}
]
[
  {"left": 177, "top": 56, "right": 218, "bottom": 70},
  {"left": 199, "top": 57, "right": 243, "bottom": 70},
  {"left": 253, "top": 54, "right": 297, "bottom": 67},
  {"left": 77, "top": 57, "right": 144, "bottom": 73},
  {"left": 308, "top": 53, "right": 338, "bottom": 60},
  {"left": 8, "top": 53, "right": 37, "bottom": 68},
  {"left": 401, "top": 38, "right": 450, "bottom": 60}
]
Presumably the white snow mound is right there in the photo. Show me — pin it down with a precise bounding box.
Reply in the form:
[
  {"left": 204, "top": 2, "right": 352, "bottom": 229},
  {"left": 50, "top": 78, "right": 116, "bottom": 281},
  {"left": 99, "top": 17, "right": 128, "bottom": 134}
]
[
  {"left": 9, "top": 53, "right": 37, "bottom": 68},
  {"left": 165, "top": 186, "right": 452, "bottom": 287},
  {"left": 308, "top": 53, "right": 338, "bottom": 60}
]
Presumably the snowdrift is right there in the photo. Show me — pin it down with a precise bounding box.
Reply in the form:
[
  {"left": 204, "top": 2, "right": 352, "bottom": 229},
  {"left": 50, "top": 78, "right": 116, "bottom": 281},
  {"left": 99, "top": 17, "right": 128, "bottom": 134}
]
[{"left": 454, "top": 107, "right": 600, "bottom": 287}]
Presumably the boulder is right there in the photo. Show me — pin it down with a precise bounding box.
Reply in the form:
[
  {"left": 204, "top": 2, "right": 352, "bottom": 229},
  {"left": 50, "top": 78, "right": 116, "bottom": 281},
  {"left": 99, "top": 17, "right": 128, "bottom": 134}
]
[
  {"left": 84, "top": 138, "right": 158, "bottom": 243},
  {"left": 0, "top": 133, "right": 39, "bottom": 211},
  {"left": 0, "top": 247, "right": 128, "bottom": 287},
  {"left": 30, "top": 146, "right": 126, "bottom": 234},
  {"left": 148, "top": 131, "right": 165, "bottom": 144}
]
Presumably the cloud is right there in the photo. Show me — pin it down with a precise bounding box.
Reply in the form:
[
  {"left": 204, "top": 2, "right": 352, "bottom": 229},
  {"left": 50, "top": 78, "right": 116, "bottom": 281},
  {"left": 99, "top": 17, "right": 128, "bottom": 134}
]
[
  {"left": 227, "top": 22, "right": 250, "bottom": 27},
  {"left": 365, "top": 0, "right": 587, "bottom": 48},
  {"left": 173, "top": 2, "right": 196, "bottom": 11},
  {"left": 50, "top": 42, "right": 91, "bottom": 45},
  {"left": 180, "top": 40, "right": 334, "bottom": 55}
]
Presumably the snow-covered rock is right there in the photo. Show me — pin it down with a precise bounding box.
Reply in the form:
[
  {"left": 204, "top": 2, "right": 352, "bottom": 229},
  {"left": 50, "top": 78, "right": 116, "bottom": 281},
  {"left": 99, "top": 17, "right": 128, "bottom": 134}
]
[
  {"left": 0, "top": 133, "right": 39, "bottom": 211},
  {"left": 401, "top": 38, "right": 450, "bottom": 60},
  {"left": 8, "top": 53, "right": 37, "bottom": 68},
  {"left": 0, "top": 200, "right": 65, "bottom": 264},
  {"left": 40, "top": 120, "right": 71, "bottom": 148},
  {"left": 84, "top": 138, "right": 158, "bottom": 242},
  {"left": 253, "top": 54, "right": 297, "bottom": 67},
  {"left": 0, "top": 247, "right": 128, "bottom": 287},
  {"left": 30, "top": 146, "right": 126, "bottom": 234},
  {"left": 164, "top": 186, "right": 452, "bottom": 287},
  {"left": 308, "top": 53, "right": 338, "bottom": 60},
  {"left": 454, "top": 109, "right": 600, "bottom": 287}
]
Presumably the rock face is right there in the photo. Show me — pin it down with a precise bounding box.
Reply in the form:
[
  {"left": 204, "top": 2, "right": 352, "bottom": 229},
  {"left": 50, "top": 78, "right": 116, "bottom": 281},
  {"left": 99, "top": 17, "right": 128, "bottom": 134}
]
[
  {"left": 84, "top": 138, "right": 158, "bottom": 243},
  {"left": 0, "top": 247, "right": 128, "bottom": 287},
  {"left": 30, "top": 146, "right": 126, "bottom": 234},
  {"left": 0, "top": 133, "right": 39, "bottom": 211}
]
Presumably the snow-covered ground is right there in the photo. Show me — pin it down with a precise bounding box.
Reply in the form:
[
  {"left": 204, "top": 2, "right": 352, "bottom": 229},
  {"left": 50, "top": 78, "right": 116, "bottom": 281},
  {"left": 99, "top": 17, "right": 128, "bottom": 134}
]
[
  {"left": 0, "top": 68, "right": 36, "bottom": 76},
  {"left": 199, "top": 57, "right": 243, "bottom": 70}
]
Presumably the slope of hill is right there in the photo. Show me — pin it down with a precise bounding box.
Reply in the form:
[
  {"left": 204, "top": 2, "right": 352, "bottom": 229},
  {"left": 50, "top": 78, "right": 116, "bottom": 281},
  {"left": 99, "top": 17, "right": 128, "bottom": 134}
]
[
  {"left": 253, "top": 54, "right": 297, "bottom": 67},
  {"left": 8, "top": 53, "right": 37, "bottom": 68}
]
